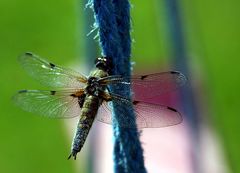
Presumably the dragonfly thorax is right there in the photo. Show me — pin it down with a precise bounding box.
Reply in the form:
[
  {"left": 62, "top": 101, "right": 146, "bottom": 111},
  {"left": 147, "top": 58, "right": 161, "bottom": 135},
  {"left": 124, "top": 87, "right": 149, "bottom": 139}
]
[{"left": 85, "top": 76, "right": 103, "bottom": 97}]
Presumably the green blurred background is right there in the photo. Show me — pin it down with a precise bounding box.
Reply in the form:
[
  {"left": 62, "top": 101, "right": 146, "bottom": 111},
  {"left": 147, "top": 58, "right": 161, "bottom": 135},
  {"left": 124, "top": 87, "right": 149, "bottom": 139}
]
[{"left": 0, "top": 0, "right": 239, "bottom": 172}]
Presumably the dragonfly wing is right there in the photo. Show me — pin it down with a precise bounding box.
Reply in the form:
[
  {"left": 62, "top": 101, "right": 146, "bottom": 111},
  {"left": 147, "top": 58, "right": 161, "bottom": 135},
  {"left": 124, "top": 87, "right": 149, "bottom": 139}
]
[
  {"left": 100, "top": 71, "right": 186, "bottom": 101},
  {"left": 131, "top": 71, "right": 186, "bottom": 100},
  {"left": 97, "top": 101, "right": 113, "bottom": 125},
  {"left": 97, "top": 101, "right": 138, "bottom": 128},
  {"left": 19, "top": 52, "right": 87, "bottom": 88},
  {"left": 96, "top": 93, "right": 182, "bottom": 128},
  {"left": 13, "top": 89, "right": 82, "bottom": 118},
  {"left": 133, "top": 101, "right": 182, "bottom": 128}
]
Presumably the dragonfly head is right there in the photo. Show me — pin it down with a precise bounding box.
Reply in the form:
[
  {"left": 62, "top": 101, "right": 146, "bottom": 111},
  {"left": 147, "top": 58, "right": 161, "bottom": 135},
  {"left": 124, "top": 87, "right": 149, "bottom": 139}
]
[{"left": 95, "top": 57, "right": 111, "bottom": 72}]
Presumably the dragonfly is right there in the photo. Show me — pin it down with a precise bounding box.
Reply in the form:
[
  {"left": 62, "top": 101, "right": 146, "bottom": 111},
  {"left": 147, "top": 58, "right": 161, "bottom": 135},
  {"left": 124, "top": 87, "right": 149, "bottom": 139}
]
[{"left": 13, "top": 52, "right": 187, "bottom": 160}]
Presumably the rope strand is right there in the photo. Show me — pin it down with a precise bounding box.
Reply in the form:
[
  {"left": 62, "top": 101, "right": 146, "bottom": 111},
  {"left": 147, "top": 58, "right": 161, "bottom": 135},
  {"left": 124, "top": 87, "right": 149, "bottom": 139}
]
[{"left": 88, "top": 0, "right": 147, "bottom": 172}]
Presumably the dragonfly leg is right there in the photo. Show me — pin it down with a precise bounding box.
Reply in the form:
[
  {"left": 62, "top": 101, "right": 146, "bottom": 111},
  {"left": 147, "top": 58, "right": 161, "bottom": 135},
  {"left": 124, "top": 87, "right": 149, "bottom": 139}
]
[{"left": 100, "top": 91, "right": 112, "bottom": 102}]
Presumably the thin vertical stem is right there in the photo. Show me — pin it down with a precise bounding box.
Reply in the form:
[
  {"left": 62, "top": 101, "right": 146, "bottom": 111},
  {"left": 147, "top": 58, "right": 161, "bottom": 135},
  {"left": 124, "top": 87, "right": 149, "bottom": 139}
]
[{"left": 164, "top": 0, "right": 200, "bottom": 172}]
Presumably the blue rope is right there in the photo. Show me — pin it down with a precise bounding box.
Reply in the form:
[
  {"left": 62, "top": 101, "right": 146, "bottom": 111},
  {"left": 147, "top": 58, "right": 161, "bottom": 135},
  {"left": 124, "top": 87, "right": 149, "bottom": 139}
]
[{"left": 87, "top": 0, "right": 147, "bottom": 172}]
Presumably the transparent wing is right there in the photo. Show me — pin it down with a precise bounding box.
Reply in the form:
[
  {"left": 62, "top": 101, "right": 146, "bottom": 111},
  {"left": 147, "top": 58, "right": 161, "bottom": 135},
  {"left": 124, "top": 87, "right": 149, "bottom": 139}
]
[
  {"left": 19, "top": 52, "right": 88, "bottom": 88},
  {"left": 97, "top": 93, "right": 182, "bottom": 128},
  {"left": 131, "top": 71, "right": 186, "bottom": 100},
  {"left": 133, "top": 102, "right": 182, "bottom": 128},
  {"left": 99, "top": 71, "right": 186, "bottom": 101},
  {"left": 13, "top": 89, "right": 82, "bottom": 118}
]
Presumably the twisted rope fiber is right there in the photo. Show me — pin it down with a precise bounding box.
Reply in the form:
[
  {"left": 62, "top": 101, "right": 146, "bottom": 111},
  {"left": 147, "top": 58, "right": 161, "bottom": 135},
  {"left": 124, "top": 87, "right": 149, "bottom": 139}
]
[{"left": 88, "top": 0, "right": 147, "bottom": 172}]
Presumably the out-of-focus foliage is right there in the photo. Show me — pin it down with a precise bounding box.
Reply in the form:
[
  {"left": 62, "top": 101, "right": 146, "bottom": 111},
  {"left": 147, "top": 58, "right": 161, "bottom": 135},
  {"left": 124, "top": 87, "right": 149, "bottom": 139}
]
[
  {"left": 0, "top": 0, "right": 239, "bottom": 172},
  {"left": 0, "top": 0, "right": 81, "bottom": 172},
  {"left": 130, "top": 0, "right": 240, "bottom": 172},
  {"left": 180, "top": 1, "right": 240, "bottom": 172}
]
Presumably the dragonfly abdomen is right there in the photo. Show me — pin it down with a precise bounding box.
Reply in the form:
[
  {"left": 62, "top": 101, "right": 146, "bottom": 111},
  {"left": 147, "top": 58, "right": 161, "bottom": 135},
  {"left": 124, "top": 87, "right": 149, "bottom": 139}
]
[{"left": 68, "top": 95, "right": 101, "bottom": 160}]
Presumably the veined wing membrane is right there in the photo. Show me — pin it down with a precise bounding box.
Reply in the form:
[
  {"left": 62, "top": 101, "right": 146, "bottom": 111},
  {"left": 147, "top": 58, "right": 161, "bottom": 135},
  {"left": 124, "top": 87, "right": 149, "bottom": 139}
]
[
  {"left": 13, "top": 89, "right": 82, "bottom": 118},
  {"left": 99, "top": 71, "right": 186, "bottom": 101},
  {"left": 19, "top": 52, "right": 87, "bottom": 88},
  {"left": 133, "top": 101, "right": 182, "bottom": 128},
  {"left": 97, "top": 93, "right": 182, "bottom": 128},
  {"left": 131, "top": 71, "right": 186, "bottom": 101}
]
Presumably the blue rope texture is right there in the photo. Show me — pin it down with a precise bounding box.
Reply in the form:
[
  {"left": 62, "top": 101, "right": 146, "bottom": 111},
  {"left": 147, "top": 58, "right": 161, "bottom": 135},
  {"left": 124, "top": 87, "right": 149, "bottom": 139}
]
[{"left": 87, "top": 0, "right": 147, "bottom": 172}]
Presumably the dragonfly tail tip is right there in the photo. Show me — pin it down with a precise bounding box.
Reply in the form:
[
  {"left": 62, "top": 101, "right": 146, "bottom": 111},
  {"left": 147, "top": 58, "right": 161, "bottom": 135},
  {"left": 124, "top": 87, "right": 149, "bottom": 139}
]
[{"left": 67, "top": 151, "right": 78, "bottom": 160}]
